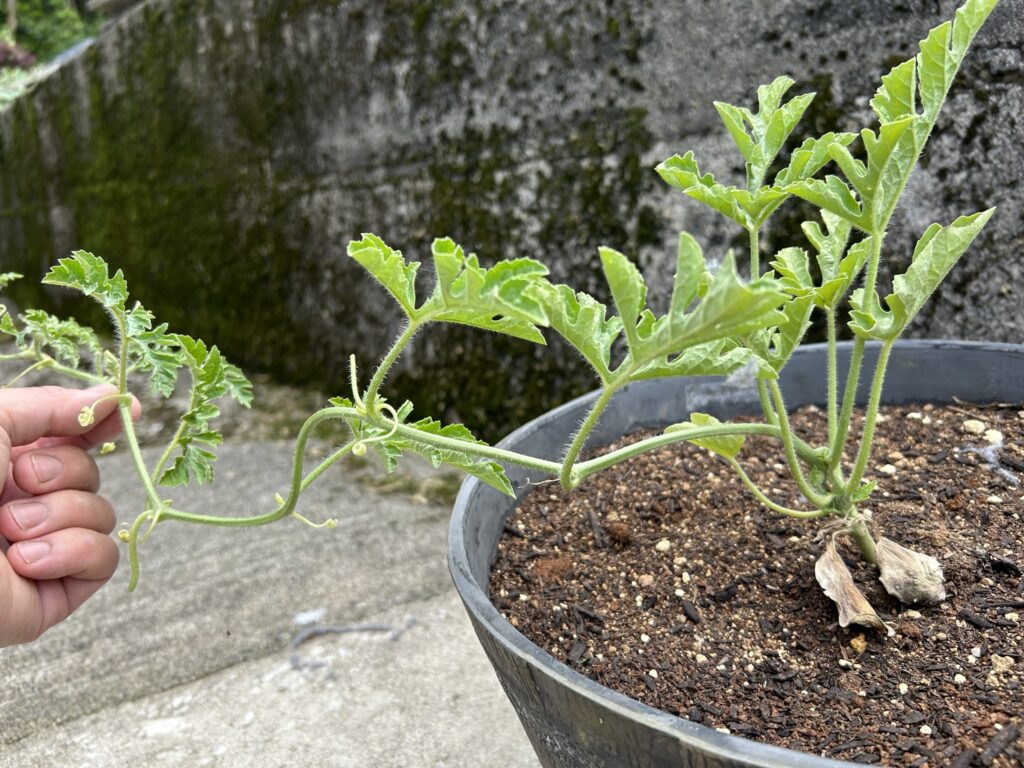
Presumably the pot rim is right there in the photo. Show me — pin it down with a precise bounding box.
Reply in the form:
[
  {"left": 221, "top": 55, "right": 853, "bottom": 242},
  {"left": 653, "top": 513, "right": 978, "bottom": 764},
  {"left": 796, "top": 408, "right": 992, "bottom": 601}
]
[{"left": 448, "top": 339, "right": 1024, "bottom": 767}]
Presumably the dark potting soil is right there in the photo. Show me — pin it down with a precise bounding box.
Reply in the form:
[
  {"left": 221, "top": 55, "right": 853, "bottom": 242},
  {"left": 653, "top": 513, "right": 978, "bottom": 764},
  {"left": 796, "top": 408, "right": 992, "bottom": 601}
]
[{"left": 490, "top": 403, "right": 1024, "bottom": 767}]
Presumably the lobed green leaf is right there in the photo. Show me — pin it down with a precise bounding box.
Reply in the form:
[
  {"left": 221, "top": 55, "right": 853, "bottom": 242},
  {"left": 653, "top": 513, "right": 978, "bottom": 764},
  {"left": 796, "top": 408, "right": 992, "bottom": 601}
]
[
  {"left": 348, "top": 234, "right": 420, "bottom": 318},
  {"left": 528, "top": 282, "right": 622, "bottom": 383},
  {"left": 42, "top": 251, "right": 128, "bottom": 314},
  {"left": 421, "top": 238, "right": 549, "bottom": 343},
  {"left": 849, "top": 209, "right": 994, "bottom": 339}
]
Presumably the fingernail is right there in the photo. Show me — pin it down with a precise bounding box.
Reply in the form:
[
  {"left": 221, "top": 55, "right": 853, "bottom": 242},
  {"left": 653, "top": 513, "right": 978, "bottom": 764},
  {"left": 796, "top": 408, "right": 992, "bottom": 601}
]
[
  {"left": 9, "top": 502, "right": 48, "bottom": 530},
  {"left": 31, "top": 454, "right": 64, "bottom": 484},
  {"left": 16, "top": 540, "right": 51, "bottom": 564}
]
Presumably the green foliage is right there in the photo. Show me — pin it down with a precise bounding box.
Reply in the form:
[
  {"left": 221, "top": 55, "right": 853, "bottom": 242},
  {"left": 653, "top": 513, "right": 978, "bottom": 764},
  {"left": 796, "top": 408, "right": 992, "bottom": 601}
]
[
  {"left": 5, "top": 250, "right": 253, "bottom": 487},
  {"left": 6, "top": 0, "right": 99, "bottom": 62},
  {"left": 158, "top": 336, "right": 253, "bottom": 486},
  {"left": 1, "top": 0, "right": 1000, "bottom": 604},
  {"left": 788, "top": 0, "right": 999, "bottom": 234},
  {"left": 656, "top": 75, "right": 854, "bottom": 232},
  {"left": 849, "top": 209, "right": 995, "bottom": 340},
  {"left": 597, "top": 235, "right": 787, "bottom": 380},
  {"left": 348, "top": 234, "right": 549, "bottom": 343},
  {"left": 528, "top": 282, "right": 622, "bottom": 383}
]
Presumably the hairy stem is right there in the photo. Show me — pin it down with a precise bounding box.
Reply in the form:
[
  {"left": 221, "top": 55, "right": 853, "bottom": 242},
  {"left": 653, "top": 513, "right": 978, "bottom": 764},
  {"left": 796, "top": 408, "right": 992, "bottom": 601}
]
[
  {"left": 769, "top": 380, "right": 828, "bottom": 507},
  {"left": 757, "top": 378, "right": 779, "bottom": 427},
  {"left": 829, "top": 336, "right": 865, "bottom": 471},
  {"left": 559, "top": 383, "right": 619, "bottom": 488},
  {"left": 363, "top": 322, "right": 418, "bottom": 410},
  {"left": 749, "top": 226, "right": 761, "bottom": 279},
  {"left": 572, "top": 422, "right": 783, "bottom": 484},
  {"left": 846, "top": 340, "right": 894, "bottom": 491},
  {"left": 826, "top": 307, "right": 838, "bottom": 446}
]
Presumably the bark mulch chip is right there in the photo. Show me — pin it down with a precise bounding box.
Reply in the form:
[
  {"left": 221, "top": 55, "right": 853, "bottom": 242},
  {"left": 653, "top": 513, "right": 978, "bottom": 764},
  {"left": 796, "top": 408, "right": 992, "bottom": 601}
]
[{"left": 491, "top": 403, "right": 1023, "bottom": 767}]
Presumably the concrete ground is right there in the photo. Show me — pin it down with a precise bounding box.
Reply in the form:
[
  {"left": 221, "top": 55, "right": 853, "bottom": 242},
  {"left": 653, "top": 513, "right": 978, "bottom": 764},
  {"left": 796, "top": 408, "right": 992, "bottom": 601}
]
[{"left": 0, "top": 440, "right": 540, "bottom": 768}]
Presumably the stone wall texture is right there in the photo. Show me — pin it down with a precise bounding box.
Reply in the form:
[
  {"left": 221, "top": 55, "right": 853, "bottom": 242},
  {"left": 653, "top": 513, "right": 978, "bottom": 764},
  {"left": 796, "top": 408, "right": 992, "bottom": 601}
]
[{"left": 1, "top": 0, "right": 1022, "bottom": 436}]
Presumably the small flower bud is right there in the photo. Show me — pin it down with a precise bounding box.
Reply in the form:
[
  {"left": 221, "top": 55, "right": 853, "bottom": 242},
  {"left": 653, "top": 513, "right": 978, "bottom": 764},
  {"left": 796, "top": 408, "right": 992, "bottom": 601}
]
[
  {"left": 352, "top": 442, "right": 367, "bottom": 457},
  {"left": 274, "top": 492, "right": 286, "bottom": 506},
  {"left": 100, "top": 442, "right": 117, "bottom": 455},
  {"left": 117, "top": 530, "right": 130, "bottom": 542}
]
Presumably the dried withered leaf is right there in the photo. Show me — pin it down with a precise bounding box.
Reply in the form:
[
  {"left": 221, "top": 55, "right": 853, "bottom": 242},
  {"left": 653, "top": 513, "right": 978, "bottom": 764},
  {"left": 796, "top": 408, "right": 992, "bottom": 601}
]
[
  {"left": 876, "top": 537, "right": 946, "bottom": 605},
  {"left": 815, "top": 539, "right": 893, "bottom": 636}
]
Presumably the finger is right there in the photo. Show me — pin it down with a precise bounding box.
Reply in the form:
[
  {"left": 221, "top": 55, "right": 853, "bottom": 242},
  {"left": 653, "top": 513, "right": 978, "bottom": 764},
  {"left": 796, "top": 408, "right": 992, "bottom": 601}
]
[
  {"left": 7, "top": 528, "right": 119, "bottom": 582},
  {"left": 0, "top": 491, "right": 116, "bottom": 542},
  {"left": 0, "top": 385, "right": 123, "bottom": 478},
  {"left": 10, "top": 445, "right": 101, "bottom": 496},
  {"left": 5, "top": 394, "right": 140, "bottom": 456}
]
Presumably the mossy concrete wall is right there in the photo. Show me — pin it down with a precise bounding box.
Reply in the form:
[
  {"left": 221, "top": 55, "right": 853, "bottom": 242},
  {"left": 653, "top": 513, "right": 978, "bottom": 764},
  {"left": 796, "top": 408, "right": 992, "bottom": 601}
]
[{"left": 2, "top": 0, "right": 1022, "bottom": 437}]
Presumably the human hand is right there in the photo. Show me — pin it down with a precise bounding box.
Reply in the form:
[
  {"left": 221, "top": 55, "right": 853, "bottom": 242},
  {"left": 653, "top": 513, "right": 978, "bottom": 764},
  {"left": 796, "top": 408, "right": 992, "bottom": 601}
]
[{"left": 0, "top": 385, "right": 140, "bottom": 646}]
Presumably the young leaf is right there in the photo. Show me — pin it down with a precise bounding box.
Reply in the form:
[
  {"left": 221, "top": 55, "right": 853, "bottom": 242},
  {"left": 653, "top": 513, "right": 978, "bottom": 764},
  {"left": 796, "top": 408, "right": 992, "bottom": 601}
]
[
  {"left": 598, "top": 246, "right": 647, "bottom": 347},
  {"left": 42, "top": 251, "right": 128, "bottom": 314},
  {"left": 0, "top": 272, "right": 22, "bottom": 289},
  {"left": 849, "top": 209, "right": 994, "bottom": 339},
  {"left": 156, "top": 335, "right": 253, "bottom": 486},
  {"left": 630, "top": 339, "right": 751, "bottom": 381},
  {"left": 664, "top": 412, "right": 745, "bottom": 459},
  {"left": 748, "top": 295, "right": 814, "bottom": 379},
  {"left": 420, "top": 238, "right": 549, "bottom": 343},
  {"left": 17, "top": 310, "right": 104, "bottom": 369},
  {"left": 786, "top": 175, "right": 865, "bottom": 230},
  {"left": 850, "top": 480, "right": 877, "bottom": 503},
  {"left": 347, "top": 234, "right": 420, "bottom": 319},
  {"left": 607, "top": 241, "right": 788, "bottom": 382},
  {"left": 328, "top": 397, "right": 515, "bottom": 496},
  {"left": 826, "top": 116, "right": 918, "bottom": 231},
  {"left": 714, "top": 76, "right": 815, "bottom": 191},
  {"left": 793, "top": 0, "right": 998, "bottom": 234},
  {"left": 655, "top": 153, "right": 755, "bottom": 230},
  {"left": 528, "top": 282, "right": 622, "bottom": 384},
  {"left": 397, "top": 417, "right": 514, "bottom": 497}
]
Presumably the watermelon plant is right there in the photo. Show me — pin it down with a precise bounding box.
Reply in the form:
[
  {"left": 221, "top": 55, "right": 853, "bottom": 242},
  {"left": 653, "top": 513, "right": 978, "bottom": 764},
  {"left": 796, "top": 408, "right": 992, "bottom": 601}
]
[{"left": 0, "top": 0, "right": 999, "bottom": 629}]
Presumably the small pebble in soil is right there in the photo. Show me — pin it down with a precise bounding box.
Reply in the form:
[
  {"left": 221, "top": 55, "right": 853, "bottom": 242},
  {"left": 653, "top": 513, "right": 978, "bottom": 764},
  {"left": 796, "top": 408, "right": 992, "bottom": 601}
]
[
  {"left": 638, "top": 574, "right": 654, "bottom": 587},
  {"left": 899, "top": 683, "right": 909, "bottom": 695},
  {"left": 879, "top": 464, "right": 897, "bottom": 475},
  {"left": 695, "top": 653, "right": 709, "bottom": 664},
  {"left": 987, "top": 495, "right": 1004, "bottom": 504},
  {"left": 655, "top": 539, "right": 672, "bottom": 553},
  {"left": 991, "top": 655, "right": 1015, "bottom": 674},
  {"left": 850, "top": 634, "right": 868, "bottom": 654},
  {"left": 919, "top": 725, "right": 933, "bottom": 736},
  {"left": 955, "top": 674, "right": 967, "bottom": 684},
  {"left": 1006, "top": 612, "right": 1019, "bottom": 623},
  {"left": 985, "top": 428, "right": 1004, "bottom": 444},
  {"left": 963, "top": 419, "right": 986, "bottom": 434}
]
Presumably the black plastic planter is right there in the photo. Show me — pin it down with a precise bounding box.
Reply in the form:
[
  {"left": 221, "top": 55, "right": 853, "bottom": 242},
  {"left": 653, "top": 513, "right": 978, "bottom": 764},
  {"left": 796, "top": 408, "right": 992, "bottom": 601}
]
[{"left": 449, "top": 340, "right": 1024, "bottom": 768}]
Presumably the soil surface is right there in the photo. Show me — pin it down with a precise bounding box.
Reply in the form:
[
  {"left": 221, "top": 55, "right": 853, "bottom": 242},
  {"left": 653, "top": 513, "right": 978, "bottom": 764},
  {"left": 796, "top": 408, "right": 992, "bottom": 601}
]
[{"left": 491, "top": 403, "right": 1024, "bottom": 767}]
